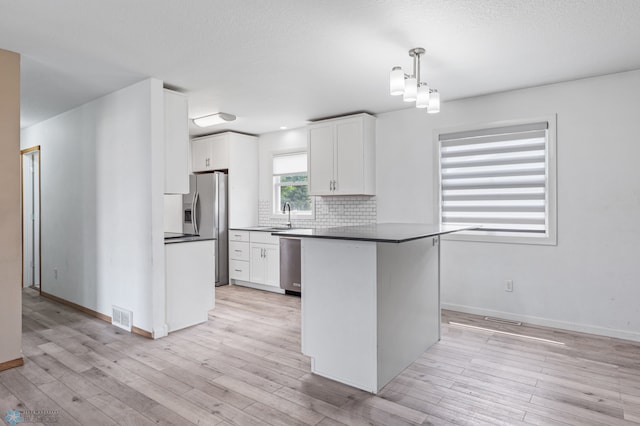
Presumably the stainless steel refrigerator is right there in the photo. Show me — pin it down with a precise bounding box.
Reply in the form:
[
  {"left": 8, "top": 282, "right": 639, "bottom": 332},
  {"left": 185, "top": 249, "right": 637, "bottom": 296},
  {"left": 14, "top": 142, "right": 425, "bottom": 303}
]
[{"left": 183, "top": 172, "right": 228, "bottom": 286}]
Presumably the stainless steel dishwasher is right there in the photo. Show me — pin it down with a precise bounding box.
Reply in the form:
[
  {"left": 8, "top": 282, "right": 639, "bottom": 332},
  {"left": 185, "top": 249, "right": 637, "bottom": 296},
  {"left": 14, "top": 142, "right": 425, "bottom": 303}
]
[{"left": 280, "top": 237, "right": 301, "bottom": 294}]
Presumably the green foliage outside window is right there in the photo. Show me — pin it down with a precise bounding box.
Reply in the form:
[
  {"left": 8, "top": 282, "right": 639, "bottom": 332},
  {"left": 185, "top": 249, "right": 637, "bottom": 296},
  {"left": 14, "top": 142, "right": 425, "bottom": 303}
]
[{"left": 278, "top": 174, "right": 311, "bottom": 212}]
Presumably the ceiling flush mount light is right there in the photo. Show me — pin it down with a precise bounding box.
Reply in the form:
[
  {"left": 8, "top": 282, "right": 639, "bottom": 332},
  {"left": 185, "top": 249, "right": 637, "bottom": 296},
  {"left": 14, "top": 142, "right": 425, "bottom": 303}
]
[
  {"left": 390, "top": 47, "right": 440, "bottom": 113},
  {"left": 193, "top": 112, "right": 237, "bottom": 128}
]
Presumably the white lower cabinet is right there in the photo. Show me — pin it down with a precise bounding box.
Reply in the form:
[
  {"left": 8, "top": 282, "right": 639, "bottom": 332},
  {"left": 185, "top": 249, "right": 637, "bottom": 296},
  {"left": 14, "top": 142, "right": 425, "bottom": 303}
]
[
  {"left": 229, "top": 259, "right": 250, "bottom": 281},
  {"left": 250, "top": 243, "right": 279, "bottom": 287},
  {"left": 229, "top": 231, "right": 250, "bottom": 281},
  {"left": 229, "top": 230, "right": 282, "bottom": 293}
]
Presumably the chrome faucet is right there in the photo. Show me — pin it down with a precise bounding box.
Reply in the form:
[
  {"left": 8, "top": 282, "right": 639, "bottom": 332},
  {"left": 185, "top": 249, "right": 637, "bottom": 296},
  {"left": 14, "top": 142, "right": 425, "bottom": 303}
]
[{"left": 282, "top": 202, "right": 292, "bottom": 228}]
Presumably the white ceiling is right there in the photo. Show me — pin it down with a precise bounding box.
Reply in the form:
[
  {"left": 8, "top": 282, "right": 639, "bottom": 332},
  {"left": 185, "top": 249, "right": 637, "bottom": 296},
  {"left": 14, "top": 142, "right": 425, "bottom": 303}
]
[{"left": 3, "top": 0, "right": 640, "bottom": 136}]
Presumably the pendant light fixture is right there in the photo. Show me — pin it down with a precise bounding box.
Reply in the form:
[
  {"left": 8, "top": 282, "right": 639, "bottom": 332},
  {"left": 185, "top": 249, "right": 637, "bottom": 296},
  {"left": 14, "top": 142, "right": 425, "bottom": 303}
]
[{"left": 389, "top": 47, "right": 440, "bottom": 113}]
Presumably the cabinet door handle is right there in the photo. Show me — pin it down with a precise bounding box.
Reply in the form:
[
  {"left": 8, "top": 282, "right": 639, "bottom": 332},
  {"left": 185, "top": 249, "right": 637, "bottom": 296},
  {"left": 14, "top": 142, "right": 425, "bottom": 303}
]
[
  {"left": 329, "top": 180, "right": 332, "bottom": 191},
  {"left": 234, "top": 269, "right": 243, "bottom": 272},
  {"left": 234, "top": 249, "right": 242, "bottom": 253}
]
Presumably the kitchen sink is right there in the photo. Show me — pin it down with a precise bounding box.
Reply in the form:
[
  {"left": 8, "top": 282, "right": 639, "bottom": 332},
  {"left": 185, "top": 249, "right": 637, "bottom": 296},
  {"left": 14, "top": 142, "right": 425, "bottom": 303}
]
[
  {"left": 262, "top": 226, "right": 296, "bottom": 232},
  {"left": 239, "top": 226, "right": 297, "bottom": 232}
]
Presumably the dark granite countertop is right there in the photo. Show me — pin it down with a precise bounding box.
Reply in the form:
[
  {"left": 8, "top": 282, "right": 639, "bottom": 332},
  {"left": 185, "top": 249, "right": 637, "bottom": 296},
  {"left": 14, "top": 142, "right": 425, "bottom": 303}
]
[
  {"left": 273, "top": 223, "right": 476, "bottom": 243},
  {"left": 164, "top": 232, "right": 216, "bottom": 245},
  {"left": 230, "top": 226, "right": 294, "bottom": 233}
]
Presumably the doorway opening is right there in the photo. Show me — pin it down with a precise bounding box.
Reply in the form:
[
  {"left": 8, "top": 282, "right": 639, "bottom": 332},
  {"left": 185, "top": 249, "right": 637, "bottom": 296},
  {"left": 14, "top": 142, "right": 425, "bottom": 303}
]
[{"left": 21, "top": 146, "right": 41, "bottom": 291}]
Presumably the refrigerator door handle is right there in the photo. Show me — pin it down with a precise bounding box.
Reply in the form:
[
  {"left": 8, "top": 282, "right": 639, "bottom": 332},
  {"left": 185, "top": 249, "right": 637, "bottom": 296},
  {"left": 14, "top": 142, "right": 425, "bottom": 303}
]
[{"left": 193, "top": 191, "right": 200, "bottom": 235}]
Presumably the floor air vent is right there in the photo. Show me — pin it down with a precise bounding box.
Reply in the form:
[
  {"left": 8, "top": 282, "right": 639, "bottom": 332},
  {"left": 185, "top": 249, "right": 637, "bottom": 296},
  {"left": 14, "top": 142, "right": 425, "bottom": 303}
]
[
  {"left": 483, "top": 316, "right": 522, "bottom": 326},
  {"left": 112, "top": 306, "right": 132, "bottom": 332}
]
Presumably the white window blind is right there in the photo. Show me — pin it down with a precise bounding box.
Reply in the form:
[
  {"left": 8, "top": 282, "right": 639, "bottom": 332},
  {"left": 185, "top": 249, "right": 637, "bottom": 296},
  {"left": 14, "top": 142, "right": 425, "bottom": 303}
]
[
  {"left": 273, "top": 152, "right": 307, "bottom": 176},
  {"left": 438, "top": 122, "right": 550, "bottom": 236}
]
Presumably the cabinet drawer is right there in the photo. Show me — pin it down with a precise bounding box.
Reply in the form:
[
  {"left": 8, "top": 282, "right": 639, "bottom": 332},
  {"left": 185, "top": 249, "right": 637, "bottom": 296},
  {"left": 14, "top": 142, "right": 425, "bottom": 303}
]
[
  {"left": 250, "top": 231, "right": 280, "bottom": 245},
  {"left": 230, "top": 259, "right": 250, "bottom": 281},
  {"left": 229, "top": 230, "right": 250, "bottom": 242},
  {"left": 229, "top": 241, "right": 250, "bottom": 261}
]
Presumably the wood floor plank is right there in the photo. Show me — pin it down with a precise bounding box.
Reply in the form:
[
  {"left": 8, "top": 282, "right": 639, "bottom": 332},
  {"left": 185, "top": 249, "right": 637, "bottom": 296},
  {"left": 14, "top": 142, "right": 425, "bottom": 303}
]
[
  {"left": 0, "top": 382, "right": 30, "bottom": 424},
  {"left": 272, "top": 386, "right": 376, "bottom": 426},
  {"left": 3, "top": 286, "right": 639, "bottom": 426},
  {"left": 38, "top": 381, "right": 117, "bottom": 425},
  {"left": 349, "top": 394, "right": 429, "bottom": 424},
  {"left": 86, "top": 392, "right": 158, "bottom": 426},
  {"left": 183, "top": 387, "right": 266, "bottom": 425},
  {"left": 142, "top": 403, "right": 196, "bottom": 425},
  {"left": 37, "top": 341, "right": 93, "bottom": 373},
  {"left": 81, "top": 366, "right": 160, "bottom": 414},
  {"left": 213, "top": 375, "right": 325, "bottom": 425},
  {"left": 244, "top": 401, "right": 312, "bottom": 426},
  {"left": 17, "top": 357, "right": 57, "bottom": 386},
  {"left": 0, "top": 368, "right": 83, "bottom": 426}
]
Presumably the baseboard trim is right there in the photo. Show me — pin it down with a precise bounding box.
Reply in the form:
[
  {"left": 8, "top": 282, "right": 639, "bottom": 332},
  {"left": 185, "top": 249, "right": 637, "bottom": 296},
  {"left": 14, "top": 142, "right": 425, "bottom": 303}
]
[
  {"left": 132, "top": 326, "right": 153, "bottom": 339},
  {"left": 40, "top": 291, "right": 153, "bottom": 339},
  {"left": 441, "top": 303, "right": 640, "bottom": 343},
  {"left": 0, "top": 357, "right": 24, "bottom": 372},
  {"left": 41, "top": 291, "right": 111, "bottom": 322},
  {"left": 230, "top": 280, "right": 285, "bottom": 294}
]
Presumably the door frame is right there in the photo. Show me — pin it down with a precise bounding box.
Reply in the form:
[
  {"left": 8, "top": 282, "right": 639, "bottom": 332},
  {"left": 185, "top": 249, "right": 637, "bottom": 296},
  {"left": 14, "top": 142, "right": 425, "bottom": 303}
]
[{"left": 21, "top": 145, "right": 41, "bottom": 293}]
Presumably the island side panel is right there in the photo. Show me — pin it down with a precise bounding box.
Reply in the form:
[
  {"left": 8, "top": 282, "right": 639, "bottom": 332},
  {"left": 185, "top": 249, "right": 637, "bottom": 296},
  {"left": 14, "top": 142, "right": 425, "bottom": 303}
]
[
  {"left": 376, "top": 237, "right": 440, "bottom": 390},
  {"left": 301, "top": 238, "right": 378, "bottom": 392},
  {"left": 165, "top": 240, "right": 215, "bottom": 332}
]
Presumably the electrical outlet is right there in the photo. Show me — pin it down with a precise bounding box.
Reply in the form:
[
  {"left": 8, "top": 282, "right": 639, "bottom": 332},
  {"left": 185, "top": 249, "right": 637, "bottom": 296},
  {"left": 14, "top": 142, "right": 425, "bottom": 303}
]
[{"left": 505, "top": 279, "right": 513, "bottom": 292}]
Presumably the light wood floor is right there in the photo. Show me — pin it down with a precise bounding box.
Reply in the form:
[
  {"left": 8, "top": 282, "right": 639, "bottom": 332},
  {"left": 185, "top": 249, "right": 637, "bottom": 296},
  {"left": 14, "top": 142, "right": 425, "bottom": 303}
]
[{"left": 2, "top": 286, "right": 640, "bottom": 425}]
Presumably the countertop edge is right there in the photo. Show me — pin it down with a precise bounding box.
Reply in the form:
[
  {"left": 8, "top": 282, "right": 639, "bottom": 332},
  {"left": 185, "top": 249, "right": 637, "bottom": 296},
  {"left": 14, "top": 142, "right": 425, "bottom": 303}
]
[
  {"left": 273, "top": 226, "right": 476, "bottom": 243},
  {"left": 164, "top": 236, "right": 216, "bottom": 245}
]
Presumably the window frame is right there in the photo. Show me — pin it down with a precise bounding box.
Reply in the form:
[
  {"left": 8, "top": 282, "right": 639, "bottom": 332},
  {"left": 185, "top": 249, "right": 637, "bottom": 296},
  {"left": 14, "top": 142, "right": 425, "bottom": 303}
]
[
  {"left": 271, "top": 150, "right": 315, "bottom": 220},
  {"left": 434, "top": 115, "right": 557, "bottom": 245}
]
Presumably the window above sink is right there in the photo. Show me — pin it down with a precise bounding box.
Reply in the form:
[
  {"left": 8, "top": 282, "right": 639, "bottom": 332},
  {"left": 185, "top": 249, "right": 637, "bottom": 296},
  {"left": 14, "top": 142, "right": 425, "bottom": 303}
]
[{"left": 271, "top": 151, "right": 315, "bottom": 219}]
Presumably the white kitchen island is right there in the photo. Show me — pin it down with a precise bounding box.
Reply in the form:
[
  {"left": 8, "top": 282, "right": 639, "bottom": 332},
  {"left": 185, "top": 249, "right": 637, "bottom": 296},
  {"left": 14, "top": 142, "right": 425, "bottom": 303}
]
[{"left": 277, "top": 223, "right": 471, "bottom": 393}]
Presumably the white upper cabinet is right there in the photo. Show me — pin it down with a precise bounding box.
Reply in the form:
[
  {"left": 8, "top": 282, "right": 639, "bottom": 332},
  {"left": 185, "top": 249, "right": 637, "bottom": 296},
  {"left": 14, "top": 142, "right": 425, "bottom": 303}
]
[
  {"left": 307, "top": 113, "right": 376, "bottom": 196},
  {"left": 191, "top": 132, "right": 258, "bottom": 228},
  {"left": 164, "top": 90, "right": 189, "bottom": 194},
  {"left": 191, "top": 133, "right": 230, "bottom": 172},
  {"left": 308, "top": 125, "right": 334, "bottom": 195},
  {"left": 190, "top": 137, "right": 211, "bottom": 172}
]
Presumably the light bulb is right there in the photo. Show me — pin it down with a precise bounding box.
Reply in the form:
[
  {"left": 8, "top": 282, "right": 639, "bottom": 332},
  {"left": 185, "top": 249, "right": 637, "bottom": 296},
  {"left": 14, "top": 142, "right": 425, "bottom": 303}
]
[
  {"left": 389, "top": 67, "right": 404, "bottom": 96},
  {"left": 416, "top": 84, "right": 430, "bottom": 108},
  {"left": 403, "top": 77, "right": 417, "bottom": 102},
  {"left": 427, "top": 90, "right": 440, "bottom": 114}
]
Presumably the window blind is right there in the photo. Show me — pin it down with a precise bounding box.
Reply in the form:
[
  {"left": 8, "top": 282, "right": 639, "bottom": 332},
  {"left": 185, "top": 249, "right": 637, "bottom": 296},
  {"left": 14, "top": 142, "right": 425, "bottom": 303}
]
[
  {"left": 439, "top": 122, "right": 549, "bottom": 234},
  {"left": 273, "top": 152, "right": 307, "bottom": 176}
]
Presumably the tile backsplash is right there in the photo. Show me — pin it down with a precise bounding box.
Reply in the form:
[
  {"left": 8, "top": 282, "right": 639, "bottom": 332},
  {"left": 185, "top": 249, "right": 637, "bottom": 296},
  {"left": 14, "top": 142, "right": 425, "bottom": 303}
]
[{"left": 259, "top": 196, "right": 377, "bottom": 228}]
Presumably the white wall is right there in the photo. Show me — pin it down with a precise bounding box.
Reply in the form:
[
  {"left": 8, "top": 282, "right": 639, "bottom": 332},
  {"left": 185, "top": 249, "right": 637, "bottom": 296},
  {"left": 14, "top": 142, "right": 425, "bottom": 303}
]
[
  {"left": 376, "top": 70, "right": 640, "bottom": 341},
  {"left": 21, "top": 78, "right": 166, "bottom": 336},
  {"left": 259, "top": 127, "right": 308, "bottom": 201}
]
